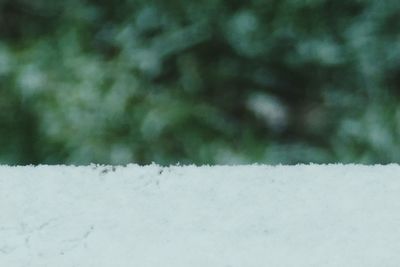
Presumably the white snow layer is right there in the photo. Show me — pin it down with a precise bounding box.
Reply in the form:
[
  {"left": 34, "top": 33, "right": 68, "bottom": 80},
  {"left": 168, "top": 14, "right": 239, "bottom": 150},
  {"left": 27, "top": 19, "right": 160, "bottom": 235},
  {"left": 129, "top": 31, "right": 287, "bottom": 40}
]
[{"left": 1, "top": 164, "right": 400, "bottom": 267}]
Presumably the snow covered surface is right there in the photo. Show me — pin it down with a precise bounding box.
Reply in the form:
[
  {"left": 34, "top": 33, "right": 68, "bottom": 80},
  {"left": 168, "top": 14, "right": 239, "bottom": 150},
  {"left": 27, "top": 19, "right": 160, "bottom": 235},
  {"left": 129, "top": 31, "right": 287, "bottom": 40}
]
[{"left": 1, "top": 164, "right": 400, "bottom": 267}]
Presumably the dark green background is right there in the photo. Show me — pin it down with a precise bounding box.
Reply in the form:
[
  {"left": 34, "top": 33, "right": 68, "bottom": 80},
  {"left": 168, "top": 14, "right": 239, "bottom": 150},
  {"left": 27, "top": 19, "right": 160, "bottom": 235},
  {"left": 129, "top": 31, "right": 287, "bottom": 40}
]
[{"left": 1, "top": 0, "right": 400, "bottom": 165}]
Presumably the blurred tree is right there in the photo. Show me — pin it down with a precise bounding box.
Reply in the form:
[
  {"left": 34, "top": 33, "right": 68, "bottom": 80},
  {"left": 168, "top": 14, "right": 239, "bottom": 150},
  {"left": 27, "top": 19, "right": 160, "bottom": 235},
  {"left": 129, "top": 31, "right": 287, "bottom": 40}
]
[{"left": 1, "top": 0, "right": 400, "bottom": 164}]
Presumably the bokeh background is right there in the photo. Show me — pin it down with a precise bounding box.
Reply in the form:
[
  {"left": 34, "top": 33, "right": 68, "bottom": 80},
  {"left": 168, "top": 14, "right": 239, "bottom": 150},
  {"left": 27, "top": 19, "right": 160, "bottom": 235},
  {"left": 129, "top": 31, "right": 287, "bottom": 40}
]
[{"left": 1, "top": 0, "right": 400, "bottom": 165}]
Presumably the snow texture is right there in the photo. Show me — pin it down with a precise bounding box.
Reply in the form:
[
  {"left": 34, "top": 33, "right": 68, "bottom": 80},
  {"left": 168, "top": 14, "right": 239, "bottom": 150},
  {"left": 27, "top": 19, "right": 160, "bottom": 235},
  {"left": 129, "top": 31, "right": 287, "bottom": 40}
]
[{"left": 1, "top": 164, "right": 400, "bottom": 267}]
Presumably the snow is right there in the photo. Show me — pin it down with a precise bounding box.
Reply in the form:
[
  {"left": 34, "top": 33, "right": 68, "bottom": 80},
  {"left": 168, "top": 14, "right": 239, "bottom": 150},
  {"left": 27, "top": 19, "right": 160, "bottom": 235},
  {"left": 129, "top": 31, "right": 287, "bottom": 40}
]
[{"left": 1, "top": 164, "right": 400, "bottom": 266}]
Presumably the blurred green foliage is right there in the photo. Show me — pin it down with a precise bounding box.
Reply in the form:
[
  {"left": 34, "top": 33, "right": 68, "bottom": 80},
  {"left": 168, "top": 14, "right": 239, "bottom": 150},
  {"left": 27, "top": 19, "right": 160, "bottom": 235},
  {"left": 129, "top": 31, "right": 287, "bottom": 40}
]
[{"left": 1, "top": 0, "right": 400, "bottom": 165}]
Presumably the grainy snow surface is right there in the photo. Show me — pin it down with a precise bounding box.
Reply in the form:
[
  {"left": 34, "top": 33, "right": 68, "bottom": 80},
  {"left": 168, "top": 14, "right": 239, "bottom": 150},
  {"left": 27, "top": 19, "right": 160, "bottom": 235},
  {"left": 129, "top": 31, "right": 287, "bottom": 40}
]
[{"left": 1, "top": 164, "right": 400, "bottom": 267}]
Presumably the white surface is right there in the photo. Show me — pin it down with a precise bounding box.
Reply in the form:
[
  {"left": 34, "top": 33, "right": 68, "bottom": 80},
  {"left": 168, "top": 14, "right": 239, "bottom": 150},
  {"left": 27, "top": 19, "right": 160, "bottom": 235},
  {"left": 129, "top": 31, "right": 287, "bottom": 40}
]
[{"left": 1, "top": 164, "right": 400, "bottom": 266}]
